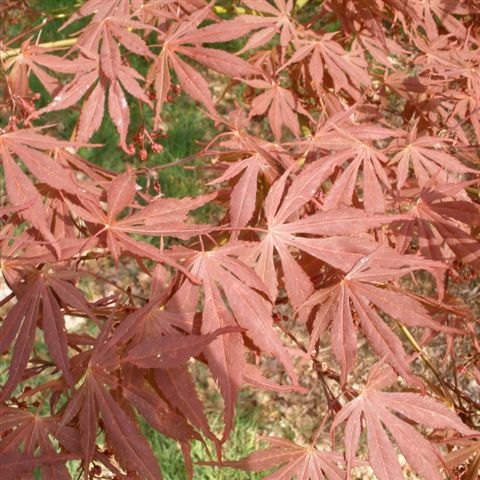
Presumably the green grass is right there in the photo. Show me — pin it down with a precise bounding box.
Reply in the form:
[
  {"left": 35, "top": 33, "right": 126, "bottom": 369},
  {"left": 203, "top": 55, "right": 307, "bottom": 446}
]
[
  {"left": 152, "top": 97, "right": 215, "bottom": 198},
  {"left": 144, "top": 399, "right": 266, "bottom": 480}
]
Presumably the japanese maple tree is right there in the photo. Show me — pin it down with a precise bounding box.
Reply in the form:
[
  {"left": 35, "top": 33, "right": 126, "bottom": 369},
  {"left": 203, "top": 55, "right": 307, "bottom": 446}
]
[{"left": 0, "top": 0, "right": 479, "bottom": 479}]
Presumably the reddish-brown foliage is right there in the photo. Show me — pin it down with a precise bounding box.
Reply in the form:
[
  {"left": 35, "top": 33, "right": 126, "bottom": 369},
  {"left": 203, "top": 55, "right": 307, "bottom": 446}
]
[{"left": 0, "top": 1, "right": 479, "bottom": 479}]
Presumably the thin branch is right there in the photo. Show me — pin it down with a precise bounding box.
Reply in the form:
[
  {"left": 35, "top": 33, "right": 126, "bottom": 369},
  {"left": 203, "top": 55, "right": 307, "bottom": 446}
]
[{"left": 0, "top": 38, "right": 77, "bottom": 60}]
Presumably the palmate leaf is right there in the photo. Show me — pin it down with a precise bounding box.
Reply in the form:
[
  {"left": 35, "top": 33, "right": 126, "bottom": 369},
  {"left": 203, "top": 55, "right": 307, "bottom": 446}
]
[
  {"left": 147, "top": 4, "right": 259, "bottom": 127},
  {"left": 202, "top": 436, "right": 349, "bottom": 479},
  {"left": 246, "top": 77, "right": 310, "bottom": 140},
  {"left": 390, "top": 121, "right": 476, "bottom": 189},
  {"left": 88, "top": 298, "right": 222, "bottom": 453},
  {"left": 237, "top": 0, "right": 298, "bottom": 50},
  {"left": 193, "top": 245, "right": 298, "bottom": 382},
  {"left": 67, "top": 12, "right": 155, "bottom": 58},
  {"left": 62, "top": 369, "right": 163, "bottom": 480},
  {"left": 208, "top": 128, "right": 291, "bottom": 232},
  {"left": 320, "top": 0, "right": 389, "bottom": 40},
  {"left": 403, "top": 0, "right": 473, "bottom": 39},
  {"left": 60, "top": 0, "right": 132, "bottom": 31},
  {"left": 444, "top": 88, "right": 480, "bottom": 146},
  {"left": 61, "top": 11, "right": 156, "bottom": 147},
  {"left": 99, "top": 293, "right": 193, "bottom": 355},
  {"left": 0, "top": 268, "right": 96, "bottom": 401},
  {"left": 67, "top": 169, "right": 214, "bottom": 264},
  {"left": 331, "top": 363, "right": 475, "bottom": 480},
  {"left": 35, "top": 48, "right": 152, "bottom": 149},
  {"left": 283, "top": 32, "right": 370, "bottom": 100},
  {"left": 3, "top": 41, "right": 78, "bottom": 98},
  {"left": 165, "top": 241, "right": 302, "bottom": 441},
  {"left": 300, "top": 244, "right": 451, "bottom": 385},
  {"left": 0, "top": 408, "right": 77, "bottom": 478},
  {"left": 297, "top": 114, "right": 401, "bottom": 212},
  {"left": 62, "top": 316, "right": 165, "bottom": 479},
  {"left": 413, "top": 35, "right": 480, "bottom": 145},
  {"left": 243, "top": 164, "right": 395, "bottom": 312},
  {"left": 0, "top": 127, "right": 91, "bottom": 248},
  {"left": 395, "top": 181, "right": 480, "bottom": 268}
]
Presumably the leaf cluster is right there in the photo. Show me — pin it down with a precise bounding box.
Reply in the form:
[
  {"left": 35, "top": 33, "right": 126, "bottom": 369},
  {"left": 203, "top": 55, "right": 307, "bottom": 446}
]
[{"left": 0, "top": 1, "right": 479, "bottom": 479}]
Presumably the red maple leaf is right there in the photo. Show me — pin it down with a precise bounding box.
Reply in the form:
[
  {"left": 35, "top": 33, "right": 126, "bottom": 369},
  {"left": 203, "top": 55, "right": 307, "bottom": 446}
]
[
  {"left": 67, "top": 169, "right": 214, "bottom": 267},
  {"left": 389, "top": 120, "right": 476, "bottom": 189},
  {"left": 34, "top": 48, "right": 152, "bottom": 149},
  {"left": 331, "top": 362, "right": 475, "bottom": 480},
  {"left": 284, "top": 32, "right": 370, "bottom": 100},
  {"left": 297, "top": 113, "right": 401, "bottom": 212},
  {"left": 394, "top": 180, "right": 480, "bottom": 269},
  {"left": 300, "top": 244, "right": 451, "bottom": 385},
  {"left": 201, "top": 435, "right": 354, "bottom": 479},
  {"left": 147, "top": 4, "right": 259, "bottom": 127},
  {"left": 4, "top": 40, "right": 77, "bottom": 99},
  {"left": 0, "top": 408, "right": 77, "bottom": 477},
  {"left": 243, "top": 164, "right": 395, "bottom": 311},
  {"left": 0, "top": 127, "right": 92, "bottom": 247}
]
